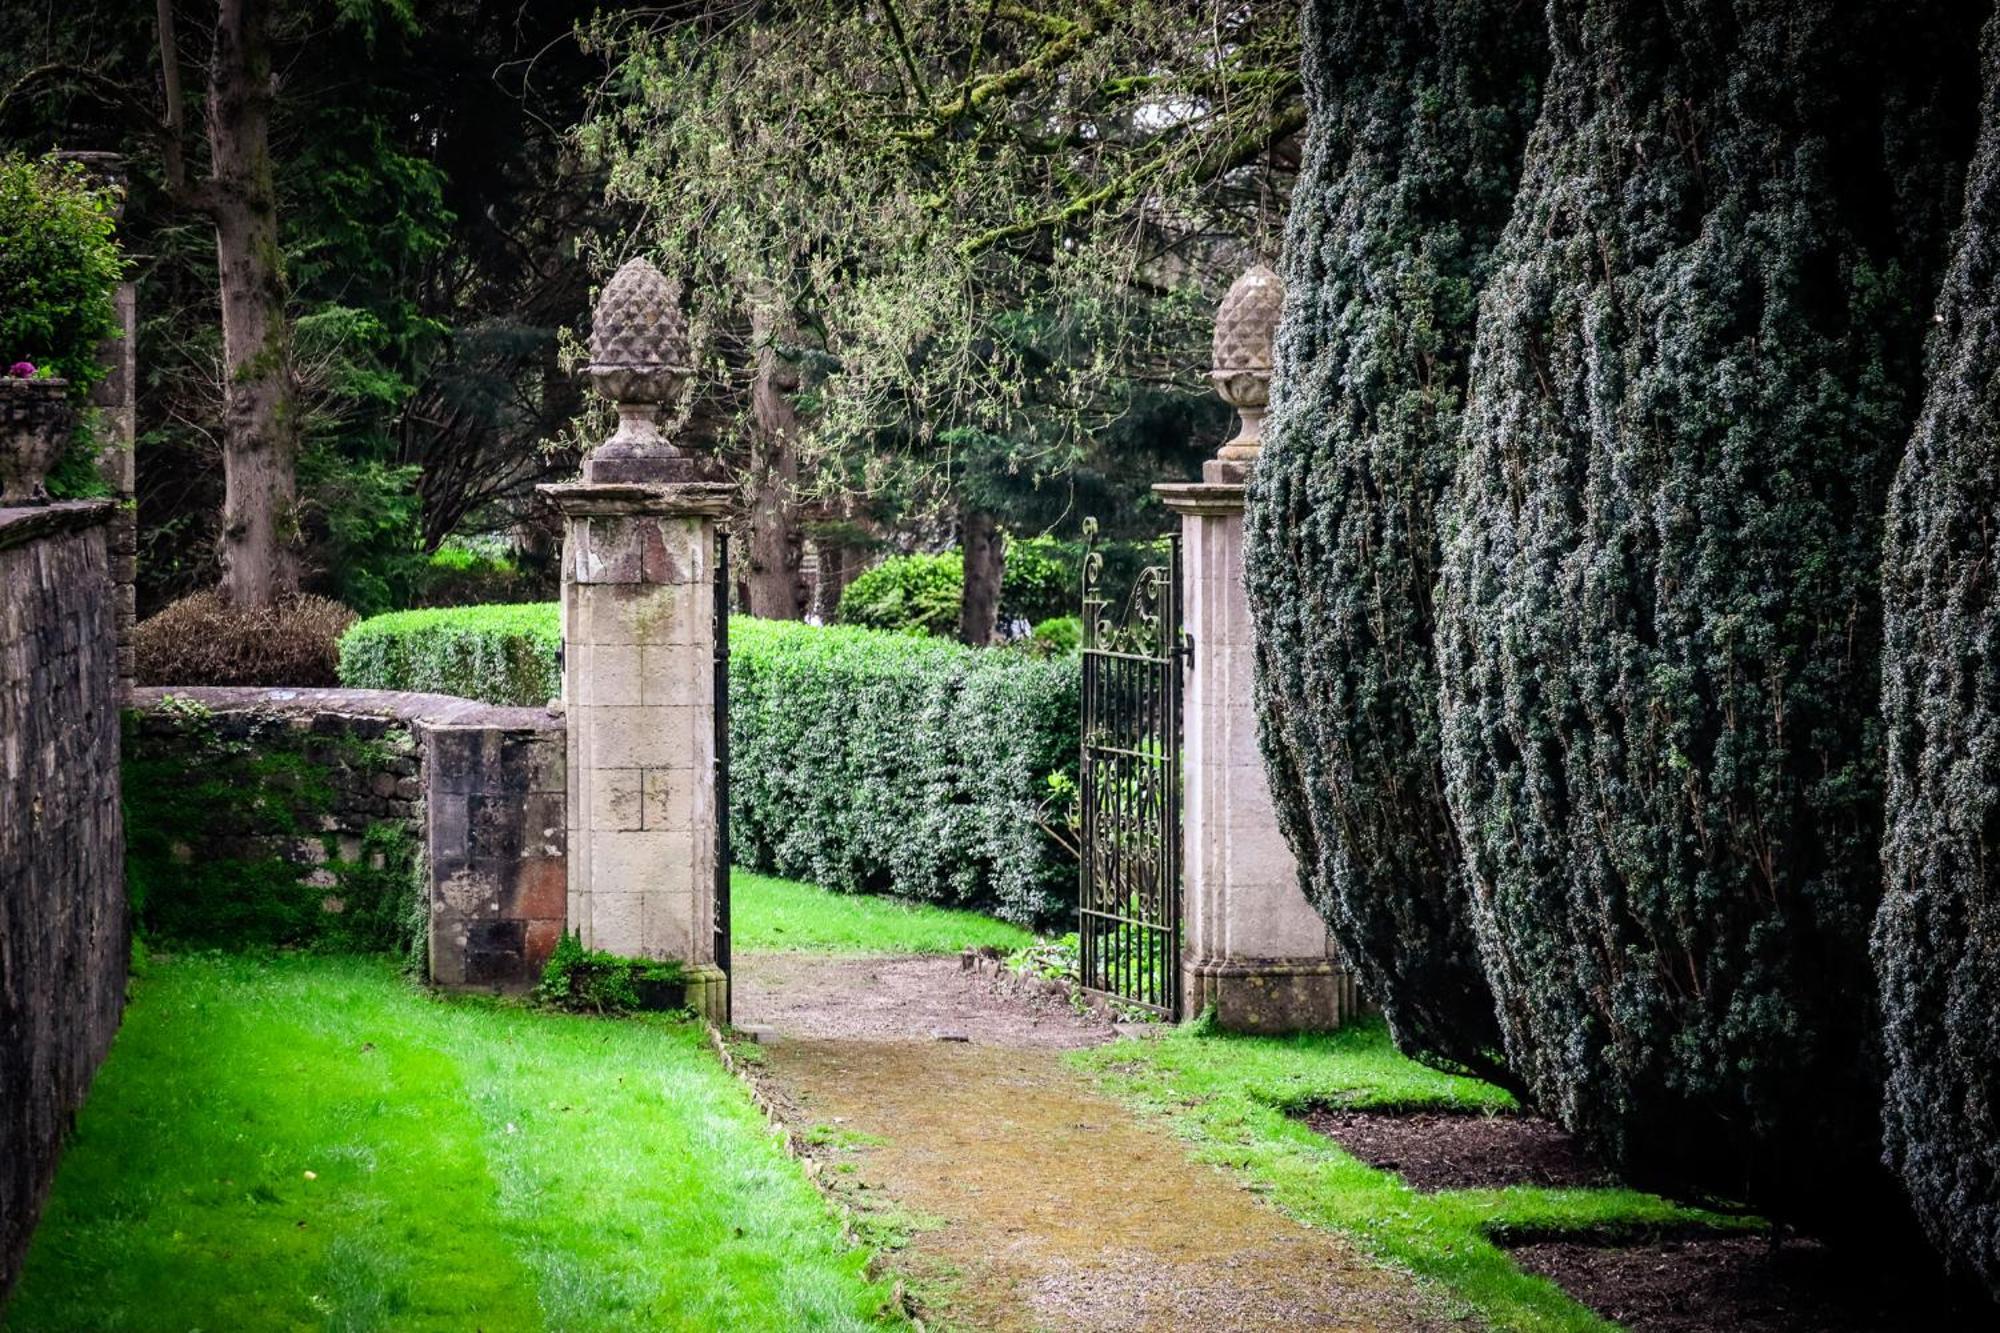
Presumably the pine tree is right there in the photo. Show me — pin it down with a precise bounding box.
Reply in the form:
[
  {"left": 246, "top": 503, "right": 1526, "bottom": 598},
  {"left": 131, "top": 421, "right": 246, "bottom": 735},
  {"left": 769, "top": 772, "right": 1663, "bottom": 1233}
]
[
  {"left": 1878, "top": 10, "right": 2000, "bottom": 1296},
  {"left": 1243, "top": 0, "right": 1542, "bottom": 1086},
  {"left": 1436, "top": 0, "right": 1972, "bottom": 1215}
]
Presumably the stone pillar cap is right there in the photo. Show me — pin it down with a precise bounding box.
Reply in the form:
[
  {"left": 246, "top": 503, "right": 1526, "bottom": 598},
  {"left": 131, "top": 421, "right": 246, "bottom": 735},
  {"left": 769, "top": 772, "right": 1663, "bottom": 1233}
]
[
  {"left": 539, "top": 480, "right": 736, "bottom": 518},
  {"left": 1155, "top": 480, "right": 1246, "bottom": 516}
]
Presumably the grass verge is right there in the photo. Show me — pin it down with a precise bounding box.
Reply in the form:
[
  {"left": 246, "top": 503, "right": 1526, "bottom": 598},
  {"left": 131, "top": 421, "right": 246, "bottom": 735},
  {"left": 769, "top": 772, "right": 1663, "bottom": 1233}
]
[
  {"left": 4, "top": 952, "right": 897, "bottom": 1332},
  {"left": 1071, "top": 1019, "right": 1756, "bottom": 1332},
  {"left": 732, "top": 868, "right": 1036, "bottom": 956}
]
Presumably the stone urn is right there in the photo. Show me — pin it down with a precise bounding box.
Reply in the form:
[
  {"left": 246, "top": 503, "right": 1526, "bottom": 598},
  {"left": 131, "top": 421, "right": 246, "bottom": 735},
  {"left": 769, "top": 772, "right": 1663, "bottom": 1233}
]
[
  {"left": 585, "top": 257, "right": 694, "bottom": 481},
  {"left": 0, "top": 377, "right": 72, "bottom": 506},
  {"left": 1208, "top": 262, "right": 1285, "bottom": 481}
]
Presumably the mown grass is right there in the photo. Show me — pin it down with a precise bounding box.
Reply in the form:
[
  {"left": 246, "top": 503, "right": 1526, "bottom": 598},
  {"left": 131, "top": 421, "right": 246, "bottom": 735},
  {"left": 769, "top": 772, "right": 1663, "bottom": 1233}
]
[
  {"left": 1072, "top": 1019, "right": 1757, "bottom": 1332},
  {"left": 732, "top": 868, "right": 1036, "bottom": 956},
  {"left": 4, "top": 952, "right": 897, "bottom": 1332}
]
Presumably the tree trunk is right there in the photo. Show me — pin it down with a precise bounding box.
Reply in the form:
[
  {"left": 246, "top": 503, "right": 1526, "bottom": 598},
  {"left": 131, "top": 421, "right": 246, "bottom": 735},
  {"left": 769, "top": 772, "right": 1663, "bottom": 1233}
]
[
  {"left": 958, "top": 505, "right": 1002, "bottom": 645},
  {"left": 208, "top": 0, "right": 300, "bottom": 608},
  {"left": 742, "top": 296, "right": 808, "bottom": 619}
]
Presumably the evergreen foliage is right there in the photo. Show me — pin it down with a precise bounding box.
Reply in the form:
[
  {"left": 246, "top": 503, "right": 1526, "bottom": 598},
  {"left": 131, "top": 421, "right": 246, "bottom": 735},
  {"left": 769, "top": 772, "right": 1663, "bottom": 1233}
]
[
  {"left": 1241, "top": 0, "right": 1542, "bottom": 1087},
  {"left": 836, "top": 551, "right": 964, "bottom": 637},
  {"left": 835, "top": 536, "right": 1084, "bottom": 637},
  {"left": 337, "top": 602, "right": 561, "bottom": 704},
  {"left": 728, "top": 618, "right": 1079, "bottom": 926},
  {"left": 1435, "top": 0, "right": 1974, "bottom": 1218},
  {"left": 1878, "top": 14, "right": 2000, "bottom": 1297}
]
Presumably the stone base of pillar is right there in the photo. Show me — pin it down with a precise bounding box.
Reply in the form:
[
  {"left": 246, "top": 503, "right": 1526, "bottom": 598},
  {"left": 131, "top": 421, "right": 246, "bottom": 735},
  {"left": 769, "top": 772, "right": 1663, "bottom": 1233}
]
[
  {"left": 1185, "top": 956, "right": 1365, "bottom": 1035},
  {"left": 680, "top": 963, "right": 728, "bottom": 1022}
]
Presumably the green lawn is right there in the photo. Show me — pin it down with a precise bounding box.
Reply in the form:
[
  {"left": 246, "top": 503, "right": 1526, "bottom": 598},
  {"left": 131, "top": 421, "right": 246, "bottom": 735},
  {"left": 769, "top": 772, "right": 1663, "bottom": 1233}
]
[
  {"left": 4, "top": 952, "right": 897, "bottom": 1332},
  {"left": 732, "top": 868, "right": 1037, "bottom": 955},
  {"left": 1073, "top": 1020, "right": 1757, "bottom": 1332}
]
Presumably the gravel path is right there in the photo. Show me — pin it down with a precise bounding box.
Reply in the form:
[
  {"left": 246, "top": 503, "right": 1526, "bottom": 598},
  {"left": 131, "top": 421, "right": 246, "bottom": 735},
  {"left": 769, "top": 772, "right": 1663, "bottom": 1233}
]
[{"left": 734, "top": 952, "right": 1459, "bottom": 1332}]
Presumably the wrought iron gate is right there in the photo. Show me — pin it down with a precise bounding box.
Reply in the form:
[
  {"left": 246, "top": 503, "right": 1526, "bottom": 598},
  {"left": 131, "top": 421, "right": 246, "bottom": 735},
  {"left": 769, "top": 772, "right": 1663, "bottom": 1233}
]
[
  {"left": 713, "top": 529, "right": 732, "bottom": 1023},
  {"left": 1078, "top": 519, "right": 1185, "bottom": 1018}
]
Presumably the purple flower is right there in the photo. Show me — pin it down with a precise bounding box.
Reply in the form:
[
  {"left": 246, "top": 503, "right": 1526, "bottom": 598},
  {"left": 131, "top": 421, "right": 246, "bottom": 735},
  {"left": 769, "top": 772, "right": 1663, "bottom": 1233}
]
[{"left": 7, "top": 362, "right": 35, "bottom": 379}]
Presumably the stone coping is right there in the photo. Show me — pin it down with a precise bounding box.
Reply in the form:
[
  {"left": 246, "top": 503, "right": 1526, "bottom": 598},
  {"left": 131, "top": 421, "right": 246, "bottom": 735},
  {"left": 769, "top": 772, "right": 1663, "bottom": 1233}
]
[
  {"left": 1154, "top": 480, "right": 1246, "bottom": 516},
  {"left": 539, "top": 479, "right": 735, "bottom": 518},
  {"left": 128, "top": 685, "right": 561, "bottom": 732},
  {"left": 0, "top": 500, "right": 117, "bottom": 553}
]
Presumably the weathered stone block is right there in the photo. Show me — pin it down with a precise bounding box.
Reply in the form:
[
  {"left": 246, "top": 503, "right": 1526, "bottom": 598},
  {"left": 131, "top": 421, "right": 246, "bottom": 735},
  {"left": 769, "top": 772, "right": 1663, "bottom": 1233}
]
[{"left": 589, "top": 767, "right": 645, "bottom": 832}]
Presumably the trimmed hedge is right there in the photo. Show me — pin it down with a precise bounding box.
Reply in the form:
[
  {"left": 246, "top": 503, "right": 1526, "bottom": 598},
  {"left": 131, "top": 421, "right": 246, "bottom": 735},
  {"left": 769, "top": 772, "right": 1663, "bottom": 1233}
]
[
  {"left": 338, "top": 603, "right": 561, "bottom": 704},
  {"left": 337, "top": 605, "right": 1080, "bottom": 923},
  {"left": 728, "top": 618, "right": 1077, "bottom": 924},
  {"left": 135, "top": 591, "right": 357, "bottom": 687}
]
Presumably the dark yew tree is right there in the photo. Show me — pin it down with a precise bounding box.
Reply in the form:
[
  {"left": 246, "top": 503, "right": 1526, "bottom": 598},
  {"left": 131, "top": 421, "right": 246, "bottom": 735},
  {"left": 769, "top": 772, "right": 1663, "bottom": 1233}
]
[
  {"left": 1878, "top": 12, "right": 2000, "bottom": 1298},
  {"left": 1435, "top": 0, "right": 1973, "bottom": 1216},
  {"left": 1242, "top": 0, "right": 1542, "bottom": 1086}
]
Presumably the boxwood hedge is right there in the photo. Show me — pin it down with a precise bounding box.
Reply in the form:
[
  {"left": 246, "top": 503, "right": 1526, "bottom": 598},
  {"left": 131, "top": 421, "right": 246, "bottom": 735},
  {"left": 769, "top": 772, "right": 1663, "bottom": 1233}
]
[
  {"left": 337, "top": 603, "right": 561, "bottom": 706},
  {"left": 337, "top": 605, "right": 1079, "bottom": 924}
]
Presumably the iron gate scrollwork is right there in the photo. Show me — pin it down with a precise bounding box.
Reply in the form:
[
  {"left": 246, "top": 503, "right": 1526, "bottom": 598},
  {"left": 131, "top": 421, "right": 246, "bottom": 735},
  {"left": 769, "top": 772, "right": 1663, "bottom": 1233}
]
[{"left": 1078, "top": 518, "right": 1184, "bottom": 1019}]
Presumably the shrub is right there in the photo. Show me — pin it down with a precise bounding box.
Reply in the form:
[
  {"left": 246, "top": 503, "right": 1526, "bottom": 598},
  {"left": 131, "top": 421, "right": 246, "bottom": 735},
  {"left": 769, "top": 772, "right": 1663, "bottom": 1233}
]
[
  {"left": 413, "top": 539, "right": 543, "bottom": 608},
  {"left": 1241, "top": 0, "right": 1541, "bottom": 1090},
  {"left": 0, "top": 154, "right": 120, "bottom": 499},
  {"left": 835, "top": 550, "right": 961, "bottom": 635},
  {"left": 729, "top": 618, "right": 1079, "bottom": 924},
  {"left": 337, "top": 602, "right": 560, "bottom": 703},
  {"left": 994, "top": 536, "right": 1073, "bottom": 625},
  {"left": 834, "top": 535, "right": 1116, "bottom": 637},
  {"left": 1435, "top": 0, "right": 1970, "bottom": 1223},
  {"left": 134, "top": 591, "right": 357, "bottom": 687},
  {"left": 1026, "top": 615, "right": 1081, "bottom": 657},
  {"left": 534, "top": 931, "right": 686, "bottom": 1013},
  {"left": 1878, "top": 15, "right": 2000, "bottom": 1297}
]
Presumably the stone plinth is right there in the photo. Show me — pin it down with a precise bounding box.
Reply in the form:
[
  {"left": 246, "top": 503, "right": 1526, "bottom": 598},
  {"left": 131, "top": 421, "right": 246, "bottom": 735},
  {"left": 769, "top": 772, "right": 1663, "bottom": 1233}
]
[
  {"left": 545, "top": 480, "right": 731, "bottom": 1018},
  {"left": 1156, "top": 480, "right": 1359, "bottom": 1033}
]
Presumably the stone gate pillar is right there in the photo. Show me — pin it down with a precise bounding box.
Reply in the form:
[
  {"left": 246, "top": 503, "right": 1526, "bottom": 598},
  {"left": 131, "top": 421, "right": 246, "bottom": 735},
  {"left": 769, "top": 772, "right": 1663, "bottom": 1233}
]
[
  {"left": 1154, "top": 264, "right": 1360, "bottom": 1033},
  {"left": 540, "top": 258, "right": 731, "bottom": 1018},
  {"left": 57, "top": 152, "right": 136, "bottom": 696}
]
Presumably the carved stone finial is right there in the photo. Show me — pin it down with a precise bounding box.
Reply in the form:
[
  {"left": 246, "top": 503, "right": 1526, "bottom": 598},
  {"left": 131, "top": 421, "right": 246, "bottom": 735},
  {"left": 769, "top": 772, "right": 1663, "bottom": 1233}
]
[
  {"left": 1208, "top": 263, "right": 1284, "bottom": 482},
  {"left": 585, "top": 257, "right": 694, "bottom": 482}
]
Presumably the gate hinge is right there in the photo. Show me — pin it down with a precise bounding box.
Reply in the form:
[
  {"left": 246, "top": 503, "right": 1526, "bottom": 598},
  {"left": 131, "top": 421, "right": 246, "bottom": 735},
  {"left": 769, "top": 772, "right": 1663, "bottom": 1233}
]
[{"left": 1178, "top": 630, "right": 1194, "bottom": 670}]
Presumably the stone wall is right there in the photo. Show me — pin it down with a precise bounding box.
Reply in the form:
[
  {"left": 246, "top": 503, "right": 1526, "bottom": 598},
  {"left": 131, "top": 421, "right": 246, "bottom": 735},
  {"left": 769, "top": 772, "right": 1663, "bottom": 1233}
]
[
  {"left": 125, "top": 688, "right": 565, "bottom": 989},
  {"left": 0, "top": 502, "right": 124, "bottom": 1296}
]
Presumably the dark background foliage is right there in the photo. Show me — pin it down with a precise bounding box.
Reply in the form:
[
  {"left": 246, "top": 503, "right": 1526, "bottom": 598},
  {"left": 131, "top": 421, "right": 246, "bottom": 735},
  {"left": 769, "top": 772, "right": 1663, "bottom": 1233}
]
[
  {"left": 1243, "top": 0, "right": 1543, "bottom": 1090},
  {"left": 1, "top": 0, "right": 605, "bottom": 613}
]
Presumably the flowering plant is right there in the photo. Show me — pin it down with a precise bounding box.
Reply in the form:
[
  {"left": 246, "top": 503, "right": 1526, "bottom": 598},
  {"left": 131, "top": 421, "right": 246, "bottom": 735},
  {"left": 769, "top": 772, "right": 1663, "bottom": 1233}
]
[{"left": 7, "top": 361, "right": 36, "bottom": 379}]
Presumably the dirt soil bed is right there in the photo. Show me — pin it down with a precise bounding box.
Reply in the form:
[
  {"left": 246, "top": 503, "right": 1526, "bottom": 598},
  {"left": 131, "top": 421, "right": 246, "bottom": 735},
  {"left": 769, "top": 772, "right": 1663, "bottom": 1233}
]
[
  {"left": 1299, "top": 1106, "right": 1614, "bottom": 1191},
  {"left": 734, "top": 952, "right": 1460, "bottom": 1332},
  {"left": 1509, "top": 1233, "right": 1981, "bottom": 1332}
]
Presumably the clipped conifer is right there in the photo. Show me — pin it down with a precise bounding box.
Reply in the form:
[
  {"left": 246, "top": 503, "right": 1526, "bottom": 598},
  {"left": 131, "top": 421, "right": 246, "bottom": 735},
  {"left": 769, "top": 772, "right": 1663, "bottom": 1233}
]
[
  {"left": 1878, "top": 12, "right": 2000, "bottom": 1297},
  {"left": 1435, "top": 0, "right": 1973, "bottom": 1216},
  {"left": 1243, "top": 0, "right": 1543, "bottom": 1086}
]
